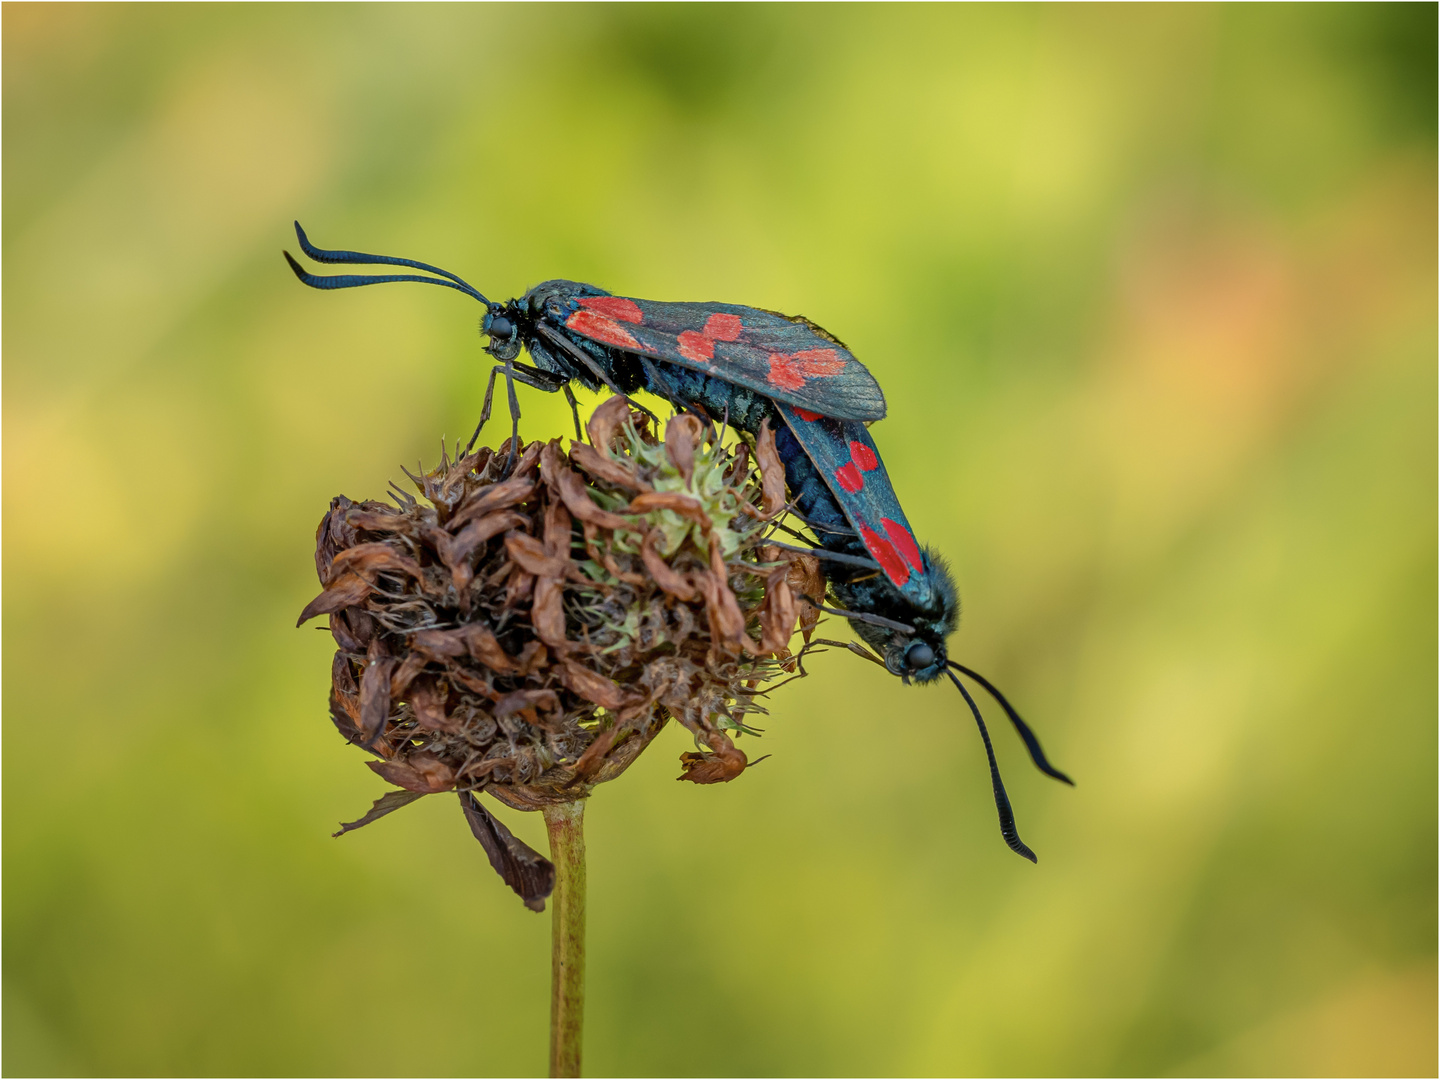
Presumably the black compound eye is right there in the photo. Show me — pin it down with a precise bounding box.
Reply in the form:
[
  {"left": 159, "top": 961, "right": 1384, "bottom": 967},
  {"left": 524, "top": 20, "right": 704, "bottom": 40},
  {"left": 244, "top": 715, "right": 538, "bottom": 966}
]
[
  {"left": 487, "top": 315, "right": 514, "bottom": 339},
  {"left": 905, "top": 641, "right": 935, "bottom": 670}
]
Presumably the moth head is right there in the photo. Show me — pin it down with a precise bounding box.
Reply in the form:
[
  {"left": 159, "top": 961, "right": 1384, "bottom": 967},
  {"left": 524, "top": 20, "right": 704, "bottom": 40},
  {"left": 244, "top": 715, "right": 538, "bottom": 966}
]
[{"left": 481, "top": 302, "right": 523, "bottom": 361}]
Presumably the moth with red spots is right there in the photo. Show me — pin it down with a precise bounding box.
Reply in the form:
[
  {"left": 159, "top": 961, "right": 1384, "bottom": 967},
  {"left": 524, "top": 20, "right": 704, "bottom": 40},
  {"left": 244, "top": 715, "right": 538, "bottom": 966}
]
[{"left": 285, "top": 223, "right": 1072, "bottom": 861}]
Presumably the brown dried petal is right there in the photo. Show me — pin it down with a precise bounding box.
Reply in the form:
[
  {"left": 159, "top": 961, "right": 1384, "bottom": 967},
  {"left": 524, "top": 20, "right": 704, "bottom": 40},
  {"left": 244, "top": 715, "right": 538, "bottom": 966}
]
[
  {"left": 531, "top": 575, "right": 567, "bottom": 649},
  {"left": 297, "top": 572, "right": 372, "bottom": 626},
  {"left": 583, "top": 519, "right": 649, "bottom": 586},
  {"left": 571, "top": 723, "right": 625, "bottom": 780},
  {"left": 569, "top": 442, "right": 651, "bottom": 493},
  {"left": 408, "top": 677, "right": 459, "bottom": 732},
  {"left": 760, "top": 568, "right": 798, "bottom": 655},
  {"left": 505, "top": 570, "right": 535, "bottom": 608},
  {"left": 328, "top": 612, "right": 365, "bottom": 653},
  {"left": 626, "top": 490, "right": 712, "bottom": 528},
  {"left": 543, "top": 499, "right": 571, "bottom": 558},
  {"left": 461, "top": 624, "right": 515, "bottom": 673},
  {"left": 367, "top": 752, "right": 456, "bottom": 793},
  {"left": 642, "top": 528, "right": 697, "bottom": 601},
  {"left": 725, "top": 440, "right": 751, "bottom": 485},
  {"left": 558, "top": 659, "right": 625, "bottom": 710},
  {"left": 705, "top": 535, "right": 759, "bottom": 654},
  {"left": 413, "top": 628, "right": 467, "bottom": 659},
  {"left": 555, "top": 466, "right": 637, "bottom": 531},
  {"left": 781, "top": 548, "right": 825, "bottom": 643},
  {"left": 443, "top": 510, "right": 529, "bottom": 570},
  {"left": 344, "top": 608, "right": 376, "bottom": 648},
  {"left": 664, "top": 414, "right": 704, "bottom": 486},
  {"left": 446, "top": 442, "right": 542, "bottom": 531},
  {"left": 505, "top": 531, "right": 570, "bottom": 579},
  {"left": 333, "top": 789, "right": 426, "bottom": 837},
  {"left": 330, "top": 542, "right": 423, "bottom": 583},
  {"left": 459, "top": 792, "right": 554, "bottom": 913},
  {"left": 514, "top": 641, "right": 549, "bottom": 675},
  {"left": 329, "top": 687, "right": 363, "bottom": 745},
  {"left": 389, "top": 651, "right": 428, "bottom": 699},
  {"left": 314, "top": 504, "right": 340, "bottom": 582},
  {"left": 343, "top": 509, "right": 408, "bottom": 534},
  {"left": 677, "top": 734, "right": 748, "bottom": 784},
  {"left": 359, "top": 638, "right": 397, "bottom": 742},
  {"left": 756, "top": 417, "right": 787, "bottom": 518},
  {"left": 332, "top": 650, "right": 359, "bottom": 698},
  {"left": 586, "top": 393, "right": 633, "bottom": 451},
  {"left": 494, "top": 688, "right": 560, "bottom": 719}
]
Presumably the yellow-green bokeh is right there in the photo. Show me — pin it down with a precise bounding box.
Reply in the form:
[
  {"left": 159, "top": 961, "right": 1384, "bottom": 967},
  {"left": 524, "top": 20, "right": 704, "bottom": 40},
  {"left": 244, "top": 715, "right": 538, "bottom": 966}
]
[{"left": 4, "top": 4, "right": 1435, "bottom": 1076}]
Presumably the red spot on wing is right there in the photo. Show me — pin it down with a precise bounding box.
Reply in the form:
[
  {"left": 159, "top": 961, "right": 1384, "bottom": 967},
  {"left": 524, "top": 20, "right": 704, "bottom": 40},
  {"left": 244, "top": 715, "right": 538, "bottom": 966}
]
[
  {"left": 578, "top": 296, "right": 642, "bottom": 323},
  {"left": 849, "top": 440, "right": 878, "bottom": 472},
  {"left": 766, "top": 348, "right": 846, "bottom": 391},
  {"left": 792, "top": 408, "right": 824, "bottom": 422},
  {"left": 677, "top": 330, "right": 714, "bottom": 362},
  {"left": 703, "top": 313, "right": 743, "bottom": 341},
  {"left": 677, "top": 312, "right": 743, "bottom": 363},
  {"left": 566, "top": 310, "right": 640, "bottom": 349},
  {"left": 860, "top": 525, "right": 910, "bottom": 586},
  {"left": 835, "top": 462, "right": 864, "bottom": 493},
  {"left": 882, "top": 517, "right": 923, "bottom": 573}
]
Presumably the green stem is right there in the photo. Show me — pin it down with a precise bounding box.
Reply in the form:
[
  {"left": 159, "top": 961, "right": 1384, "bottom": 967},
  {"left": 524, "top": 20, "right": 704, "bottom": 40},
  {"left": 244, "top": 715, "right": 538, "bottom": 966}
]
[{"left": 543, "top": 800, "right": 586, "bottom": 1079}]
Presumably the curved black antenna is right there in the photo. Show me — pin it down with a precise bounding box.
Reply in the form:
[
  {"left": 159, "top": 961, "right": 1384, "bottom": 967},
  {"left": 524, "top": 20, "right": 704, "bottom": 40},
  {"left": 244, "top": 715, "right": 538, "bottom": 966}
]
[
  {"left": 284, "top": 221, "right": 491, "bottom": 306},
  {"left": 947, "top": 668, "right": 1037, "bottom": 862},
  {"left": 948, "top": 662, "right": 1074, "bottom": 785}
]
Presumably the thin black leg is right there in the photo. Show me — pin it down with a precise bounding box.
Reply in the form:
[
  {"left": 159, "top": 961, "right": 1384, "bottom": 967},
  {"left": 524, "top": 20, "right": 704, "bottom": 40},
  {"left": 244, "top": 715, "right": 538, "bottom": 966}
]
[
  {"left": 563, "top": 384, "right": 583, "bottom": 442},
  {"left": 465, "top": 365, "right": 503, "bottom": 454},
  {"left": 535, "top": 323, "right": 660, "bottom": 426},
  {"left": 466, "top": 362, "right": 564, "bottom": 455},
  {"left": 503, "top": 357, "right": 522, "bottom": 474},
  {"left": 639, "top": 356, "right": 681, "bottom": 409}
]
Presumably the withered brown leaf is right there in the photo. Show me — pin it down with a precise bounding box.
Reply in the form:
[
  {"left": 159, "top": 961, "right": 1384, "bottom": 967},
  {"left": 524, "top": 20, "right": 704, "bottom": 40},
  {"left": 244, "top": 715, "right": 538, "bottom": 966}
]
[
  {"left": 569, "top": 442, "right": 650, "bottom": 493},
  {"left": 297, "top": 572, "right": 373, "bottom": 626},
  {"left": 664, "top": 414, "right": 704, "bottom": 486},
  {"left": 333, "top": 789, "right": 426, "bottom": 837},
  {"left": 585, "top": 394, "right": 633, "bottom": 450},
  {"left": 558, "top": 659, "right": 626, "bottom": 710},
  {"left": 756, "top": 417, "right": 787, "bottom": 519},
  {"left": 368, "top": 751, "right": 456, "bottom": 793},
  {"left": 459, "top": 792, "right": 555, "bottom": 913}
]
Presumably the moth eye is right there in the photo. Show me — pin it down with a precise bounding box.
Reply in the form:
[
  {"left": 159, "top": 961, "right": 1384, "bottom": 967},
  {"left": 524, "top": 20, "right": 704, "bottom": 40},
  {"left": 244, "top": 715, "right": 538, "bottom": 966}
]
[
  {"left": 905, "top": 641, "right": 935, "bottom": 670},
  {"left": 488, "top": 315, "right": 514, "bottom": 339}
]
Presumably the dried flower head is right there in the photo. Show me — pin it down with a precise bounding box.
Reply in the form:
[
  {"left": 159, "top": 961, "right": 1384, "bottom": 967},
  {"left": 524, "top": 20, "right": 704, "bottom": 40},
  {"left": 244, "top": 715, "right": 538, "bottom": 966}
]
[{"left": 299, "top": 399, "right": 820, "bottom": 909}]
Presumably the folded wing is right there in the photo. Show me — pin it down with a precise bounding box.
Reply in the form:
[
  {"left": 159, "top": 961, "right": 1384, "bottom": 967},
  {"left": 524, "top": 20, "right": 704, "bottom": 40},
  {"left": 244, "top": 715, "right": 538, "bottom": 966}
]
[{"left": 547, "top": 293, "right": 887, "bottom": 422}]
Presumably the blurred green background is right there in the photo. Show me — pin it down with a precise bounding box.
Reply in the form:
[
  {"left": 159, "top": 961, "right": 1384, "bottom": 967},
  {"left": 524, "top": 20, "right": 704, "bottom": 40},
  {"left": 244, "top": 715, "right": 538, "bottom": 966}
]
[{"left": 4, "top": 4, "right": 1435, "bottom": 1076}]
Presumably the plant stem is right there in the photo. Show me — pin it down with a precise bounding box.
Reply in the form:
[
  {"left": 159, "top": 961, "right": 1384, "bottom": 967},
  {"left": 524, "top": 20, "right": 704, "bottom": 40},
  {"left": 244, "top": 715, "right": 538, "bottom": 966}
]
[{"left": 543, "top": 800, "right": 586, "bottom": 1078}]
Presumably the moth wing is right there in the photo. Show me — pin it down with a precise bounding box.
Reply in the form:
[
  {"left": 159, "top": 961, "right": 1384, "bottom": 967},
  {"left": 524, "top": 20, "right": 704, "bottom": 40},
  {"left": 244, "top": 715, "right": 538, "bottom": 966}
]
[
  {"left": 547, "top": 294, "right": 886, "bottom": 422},
  {"left": 778, "top": 404, "right": 934, "bottom": 603}
]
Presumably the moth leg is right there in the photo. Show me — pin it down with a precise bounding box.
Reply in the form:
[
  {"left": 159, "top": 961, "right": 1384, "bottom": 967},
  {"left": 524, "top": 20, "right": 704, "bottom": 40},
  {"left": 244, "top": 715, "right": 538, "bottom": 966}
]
[
  {"left": 502, "top": 357, "right": 523, "bottom": 474},
  {"left": 465, "top": 364, "right": 504, "bottom": 454},
  {"left": 535, "top": 323, "right": 661, "bottom": 427},
  {"left": 562, "top": 384, "right": 583, "bottom": 442},
  {"left": 786, "top": 507, "right": 858, "bottom": 537},
  {"left": 466, "top": 362, "right": 561, "bottom": 455},
  {"left": 762, "top": 539, "right": 881, "bottom": 571},
  {"left": 512, "top": 343, "right": 581, "bottom": 439},
  {"left": 638, "top": 356, "right": 678, "bottom": 405}
]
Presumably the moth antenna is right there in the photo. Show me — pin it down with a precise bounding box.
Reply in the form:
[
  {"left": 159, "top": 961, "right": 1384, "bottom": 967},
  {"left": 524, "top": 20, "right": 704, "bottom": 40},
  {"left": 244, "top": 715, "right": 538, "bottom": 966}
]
[
  {"left": 948, "top": 662, "right": 1074, "bottom": 785},
  {"left": 285, "top": 222, "right": 491, "bottom": 305},
  {"left": 947, "top": 669, "right": 1037, "bottom": 863}
]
